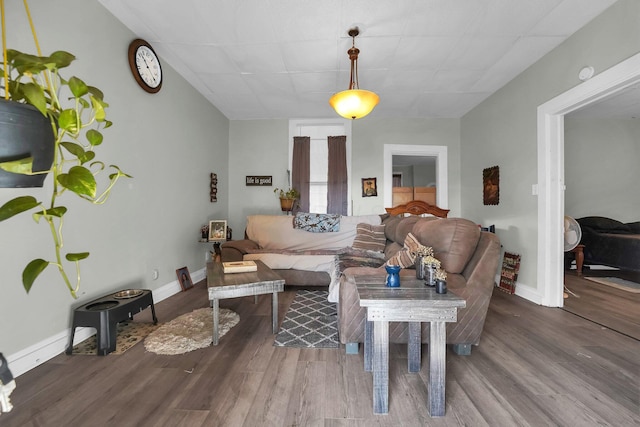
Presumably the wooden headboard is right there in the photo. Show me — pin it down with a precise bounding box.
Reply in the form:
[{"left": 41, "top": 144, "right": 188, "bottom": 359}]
[{"left": 385, "top": 200, "right": 449, "bottom": 218}]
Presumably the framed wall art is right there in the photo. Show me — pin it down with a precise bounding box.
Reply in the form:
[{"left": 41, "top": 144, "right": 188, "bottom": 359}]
[
  {"left": 362, "top": 177, "right": 377, "bottom": 197},
  {"left": 483, "top": 166, "right": 499, "bottom": 205},
  {"left": 210, "top": 173, "right": 218, "bottom": 202},
  {"left": 176, "top": 266, "right": 194, "bottom": 291},
  {"left": 208, "top": 220, "right": 227, "bottom": 241}
]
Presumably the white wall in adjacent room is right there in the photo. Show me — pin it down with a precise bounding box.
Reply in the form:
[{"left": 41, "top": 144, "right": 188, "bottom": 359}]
[{"left": 565, "top": 118, "right": 640, "bottom": 223}]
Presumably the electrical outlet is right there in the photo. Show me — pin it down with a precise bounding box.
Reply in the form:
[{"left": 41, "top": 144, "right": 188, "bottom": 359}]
[{"left": 152, "top": 269, "right": 159, "bottom": 280}]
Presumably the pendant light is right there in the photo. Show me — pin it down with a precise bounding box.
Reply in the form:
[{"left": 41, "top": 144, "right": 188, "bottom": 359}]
[{"left": 329, "top": 27, "right": 379, "bottom": 120}]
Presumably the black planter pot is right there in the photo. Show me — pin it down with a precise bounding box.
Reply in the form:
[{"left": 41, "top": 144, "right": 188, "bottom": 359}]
[{"left": 0, "top": 99, "right": 55, "bottom": 188}]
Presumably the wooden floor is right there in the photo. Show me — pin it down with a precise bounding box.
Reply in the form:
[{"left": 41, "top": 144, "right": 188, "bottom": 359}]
[
  {"left": 3, "top": 283, "right": 639, "bottom": 426},
  {"left": 564, "top": 269, "right": 640, "bottom": 340}
]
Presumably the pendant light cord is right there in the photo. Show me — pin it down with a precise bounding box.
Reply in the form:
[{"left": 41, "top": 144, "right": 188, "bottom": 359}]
[
  {"left": 1, "top": 0, "right": 44, "bottom": 100},
  {"left": 1, "top": 0, "right": 7, "bottom": 100},
  {"left": 23, "top": 0, "right": 42, "bottom": 56}
]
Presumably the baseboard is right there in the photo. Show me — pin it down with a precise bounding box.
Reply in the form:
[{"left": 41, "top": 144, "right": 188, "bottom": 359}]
[
  {"left": 514, "top": 281, "right": 543, "bottom": 304},
  {"left": 494, "top": 273, "right": 543, "bottom": 305},
  {"left": 6, "top": 267, "right": 205, "bottom": 378}
]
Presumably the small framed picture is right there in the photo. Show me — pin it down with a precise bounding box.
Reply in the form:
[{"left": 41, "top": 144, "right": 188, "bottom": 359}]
[
  {"left": 176, "top": 266, "right": 193, "bottom": 291},
  {"left": 362, "top": 178, "right": 377, "bottom": 197},
  {"left": 208, "top": 220, "right": 227, "bottom": 241}
]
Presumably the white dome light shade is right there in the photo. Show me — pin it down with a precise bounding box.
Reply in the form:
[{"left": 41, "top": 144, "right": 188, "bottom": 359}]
[{"left": 329, "top": 89, "right": 379, "bottom": 120}]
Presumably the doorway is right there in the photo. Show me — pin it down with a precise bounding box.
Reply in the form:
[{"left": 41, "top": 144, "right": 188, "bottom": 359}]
[
  {"left": 537, "top": 52, "right": 640, "bottom": 307},
  {"left": 383, "top": 144, "right": 448, "bottom": 209}
]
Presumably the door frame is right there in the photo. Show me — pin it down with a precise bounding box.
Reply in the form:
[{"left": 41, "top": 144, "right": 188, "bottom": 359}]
[
  {"left": 537, "top": 52, "right": 640, "bottom": 307},
  {"left": 383, "top": 144, "right": 448, "bottom": 209}
]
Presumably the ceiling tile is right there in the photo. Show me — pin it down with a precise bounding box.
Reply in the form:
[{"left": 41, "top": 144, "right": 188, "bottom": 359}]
[{"left": 99, "top": 0, "right": 620, "bottom": 119}]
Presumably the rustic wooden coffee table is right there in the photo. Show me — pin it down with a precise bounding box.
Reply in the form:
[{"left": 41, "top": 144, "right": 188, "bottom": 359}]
[
  {"left": 354, "top": 275, "right": 465, "bottom": 416},
  {"left": 207, "top": 260, "right": 284, "bottom": 345}
]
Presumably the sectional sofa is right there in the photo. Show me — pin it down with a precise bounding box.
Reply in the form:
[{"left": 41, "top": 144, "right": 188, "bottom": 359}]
[{"left": 221, "top": 201, "right": 502, "bottom": 354}]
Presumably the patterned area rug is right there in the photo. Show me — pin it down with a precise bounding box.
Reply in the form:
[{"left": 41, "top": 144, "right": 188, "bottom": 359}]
[
  {"left": 584, "top": 276, "right": 640, "bottom": 293},
  {"left": 144, "top": 307, "right": 239, "bottom": 355},
  {"left": 274, "top": 290, "right": 339, "bottom": 348},
  {"left": 71, "top": 322, "right": 160, "bottom": 355}
]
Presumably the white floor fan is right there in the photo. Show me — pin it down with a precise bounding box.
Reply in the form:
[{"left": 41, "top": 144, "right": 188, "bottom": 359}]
[{"left": 563, "top": 216, "right": 582, "bottom": 298}]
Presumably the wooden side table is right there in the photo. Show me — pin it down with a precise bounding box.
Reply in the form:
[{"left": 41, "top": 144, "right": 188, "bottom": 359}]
[{"left": 355, "top": 276, "right": 466, "bottom": 417}]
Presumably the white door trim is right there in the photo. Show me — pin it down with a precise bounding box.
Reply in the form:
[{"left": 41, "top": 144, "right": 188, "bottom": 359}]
[
  {"left": 537, "top": 52, "right": 640, "bottom": 307},
  {"left": 383, "top": 144, "right": 448, "bottom": 209}
]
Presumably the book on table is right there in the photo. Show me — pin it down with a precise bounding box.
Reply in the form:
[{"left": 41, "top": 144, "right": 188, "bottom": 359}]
[{"left": 222, "top": 260, "right": 258, "bottom": 273}]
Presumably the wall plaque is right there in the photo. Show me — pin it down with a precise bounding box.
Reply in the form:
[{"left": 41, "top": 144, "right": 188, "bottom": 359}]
[{"left": 246, "top": 175, "right": 272, "bottom": 186}]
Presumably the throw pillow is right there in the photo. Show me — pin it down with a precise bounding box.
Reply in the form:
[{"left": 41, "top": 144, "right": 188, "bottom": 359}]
[
  {"left": 352, "top": 223, "right": 386, "bottom": 253},
  {"left": 386, "top": 232, "right": 421, "bottom": 268},
  {"left": 293, "top": 213, "right": 340, "bottom": 233}
]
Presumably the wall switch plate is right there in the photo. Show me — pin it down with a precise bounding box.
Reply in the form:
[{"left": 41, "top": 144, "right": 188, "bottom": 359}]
[{"left": 532, "top": 184, "right": 538, "bottom": 195}]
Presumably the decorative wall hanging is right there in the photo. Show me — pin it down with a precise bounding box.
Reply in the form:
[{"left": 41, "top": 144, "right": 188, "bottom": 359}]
[
  {"left": 210, "top": 173, "right": 217, "bottom": 202},
  {"left": 483, "top": 166, "right": 499, "bottom": 205},
  {"left": 246, "top": 175, "right": 272, "bottom": 186},
  {"left": 362, "top": 177, "right": 377, "bottom": 197}
]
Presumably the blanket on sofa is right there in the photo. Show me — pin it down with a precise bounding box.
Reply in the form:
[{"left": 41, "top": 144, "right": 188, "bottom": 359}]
[
  {"left": 246, "top": 214, "right": 381, "bottom": 251},
  {"left": 244, "top": 247, "right": 385, "bottom": 302}
]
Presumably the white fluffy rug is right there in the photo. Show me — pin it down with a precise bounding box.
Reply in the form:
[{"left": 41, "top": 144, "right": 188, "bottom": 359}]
[{"left": 144, "top": 308, "right": 239, "bottom": 355}]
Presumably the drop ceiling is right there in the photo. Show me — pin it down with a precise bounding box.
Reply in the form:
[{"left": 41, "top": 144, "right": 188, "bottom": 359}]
[{"left": 99, "top": 0, "right": 620, "bottom": 120}]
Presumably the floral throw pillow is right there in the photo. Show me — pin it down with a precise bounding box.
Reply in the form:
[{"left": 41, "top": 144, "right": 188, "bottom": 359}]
[
  {"left": 293, "top": 213, "right": 340, "bottom": 233},
  {"left": 386, "top": 232, "right": 421, "bottom": 268}
]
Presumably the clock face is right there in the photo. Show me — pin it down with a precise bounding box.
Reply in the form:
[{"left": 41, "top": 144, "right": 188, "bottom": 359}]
[{"left": 128, "top": 39, "right": 163, "bottom": 93}]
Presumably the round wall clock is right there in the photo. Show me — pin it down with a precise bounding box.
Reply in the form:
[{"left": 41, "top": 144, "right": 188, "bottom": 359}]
[{"left": 128, "top": 39, "right": 163, "bottom": 93}]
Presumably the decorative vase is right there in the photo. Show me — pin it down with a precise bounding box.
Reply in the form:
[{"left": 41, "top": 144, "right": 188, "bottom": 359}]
[
  {"left": 0, "top": 99, "right": 55, "bottom": 188},
  {"left": 436, "top": 279, "right": 447, "bottom": 294},
  {"left": 424, "top": 264, "right": 437, "bottom": 287},
  {"left": 385, "top": 265, "right": 401, "bottom": 288},
  {"left": 415, "top": 255, "right": 426, "bottom": 279}
]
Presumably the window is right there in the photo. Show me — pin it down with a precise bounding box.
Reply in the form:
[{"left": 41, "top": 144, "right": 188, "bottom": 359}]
[
  {"left": 289, "top": 119, "right": 352, "bottom": 214},
  {"left": 309, "top": 134, "right": 329, "bottom": 213}
]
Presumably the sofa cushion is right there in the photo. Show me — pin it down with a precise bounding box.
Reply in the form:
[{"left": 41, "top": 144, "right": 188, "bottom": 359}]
[
  {"left": 386, "top": 232, "right": 421, "bottom": 268},
  {"left": 382, "top": 215, "right": 402, "bottom": 241},
  {"left": 293, "top": 212, "right": 340, "bottom": 232},
  {"left": 411, "top": 218, "right": 480, "bottom": 274},
  {"left": 577, "top": 216, "right": 631, "bottom": 234},
  {"left": 352, "top": 223, "right": 386, "bottom": 253},
  {"left": 246, "top": 214, "right": 381, "bottom": 251},
  {"left": 626, "top": 221, "right": 640, "bottom": 234}
]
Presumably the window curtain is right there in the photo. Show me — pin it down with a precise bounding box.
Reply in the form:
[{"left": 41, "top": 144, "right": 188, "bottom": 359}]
[
  {"left": 327, "top": 135, "right": 348, "bottom": 215},
  {"left": 291, "top": 136, "right": 310, "bottom": 212}
]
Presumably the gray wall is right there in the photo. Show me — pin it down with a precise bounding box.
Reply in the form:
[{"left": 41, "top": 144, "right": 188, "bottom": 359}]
[
  {"left": 565, "top": 118, "right": 640, "bottom": 223},
  {"left": 227, "top": 119, "right": 290, "bottom": 236},
  {"left": 352, "top": 118, "right": 461, "bottom": 216},
  {"left": 0, "top": 0, "right": 229, "bottom": 355},
  {"left": 226, "top": 117, "right": 461, "bottom": 234},
  {"left": 460, "top": 0, "right": 640, "bottom": 297}
]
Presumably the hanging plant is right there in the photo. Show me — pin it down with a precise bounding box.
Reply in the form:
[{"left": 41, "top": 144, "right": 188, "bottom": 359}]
[{"left": 0, "top": 2, "right": 130, "bottom": 298}]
